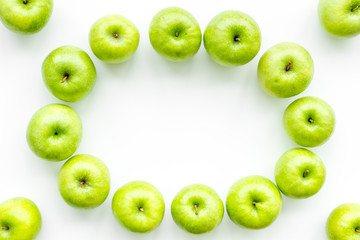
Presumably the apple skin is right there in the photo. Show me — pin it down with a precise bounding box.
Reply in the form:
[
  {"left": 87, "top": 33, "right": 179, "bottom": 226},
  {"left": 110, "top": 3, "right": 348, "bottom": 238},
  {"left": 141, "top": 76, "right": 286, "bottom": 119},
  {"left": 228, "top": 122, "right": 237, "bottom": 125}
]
[
  {"left": 203, "top": 10, "right": 261, "bottom": 67},
  {"left": 318, "top": 0, "right": 360, "bottom": 38},
  {"left": 89, "top": 14, "right": 140, "bottom": 64},
  {"left": 42, "top": 45, "right": 97, "bottom": 102},
  {"left": 283, "top": 96, "right": 336, "bottom": 147},
  {"left": 149, "top": 7, "right": 202, "bottom": 62},
  {"left": 26, "top": 103, "right": 82, "bottom": 161},
  {"left": 112, "top": 181, "right": 165, "bottom": 233},
  {"left": 257, "top": 42, "right": 314, "bottom": 98},
  {"left": 226, "top": 175, "right": 282, "bottom": 229},
  {"left": 171, "top": 184, "right": 224, "bottom": 234},
  {"left": 275, "top": 148, "right": 326, "bottom": 199},
  {"left": 326, "top": 203, "right": 360, "bottom": 239},
  {"left": 58, "top": 154, "right": 110, "bottom": 209},
  {"left": 0, "top": 0, "right": 53, "bottom": 34},
  {"left": 0, "top": 197, "right": 41, "bottom": 240}
]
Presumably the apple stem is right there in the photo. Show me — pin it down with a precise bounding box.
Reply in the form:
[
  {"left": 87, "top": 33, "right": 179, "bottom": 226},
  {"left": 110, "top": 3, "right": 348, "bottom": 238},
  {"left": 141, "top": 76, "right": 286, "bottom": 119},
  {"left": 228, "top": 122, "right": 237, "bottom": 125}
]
[
  {"left": 113, "top": 33, "right": 119, "bottom": 39},
  {"left": 175, "top": 32, "right": 179, "bottom": 37},
  {"left": 303, "top": 170, "right": 310, "bottom": 177},
  {"left": 23, "top": 0, "right": 28, "bottom": 4},
  {"left": 356, "top": 228, "right": 360, "bottom": 233},
  {"left": 285, "top": 61, "right": 292, "bottom": 71},
  {"left": 61, "top": 74, "right": 69, "bottom": 83},
  {"left": 139, "top": 207, "right": 144, "bottom": 212},
  {"left": 194, "top": 204, "right": 199, "bottom": 215},
  {"left": 2, "top": 226, "right": 9, "bottom": 231},
  {"left": 308, "top": 118, "right": 314, "bottom": 124},
  {"left": 351, "top": 5, "right": 360, "bottom": 12},
  {"left": 80, "top": 181, "right": 85, "bottom": 186},
  {"left": 252, "top": 201, "right": 257, "bottom": 206},
  {"left": 234, "top": 37, "right": 241, "bottom": 42}
]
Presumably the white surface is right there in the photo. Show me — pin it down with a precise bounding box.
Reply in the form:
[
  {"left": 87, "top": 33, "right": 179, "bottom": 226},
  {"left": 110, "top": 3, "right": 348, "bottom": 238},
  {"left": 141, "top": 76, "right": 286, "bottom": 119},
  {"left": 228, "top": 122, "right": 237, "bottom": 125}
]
[{"left": 0, "top": 0, "right": 358, "bottom": 239}]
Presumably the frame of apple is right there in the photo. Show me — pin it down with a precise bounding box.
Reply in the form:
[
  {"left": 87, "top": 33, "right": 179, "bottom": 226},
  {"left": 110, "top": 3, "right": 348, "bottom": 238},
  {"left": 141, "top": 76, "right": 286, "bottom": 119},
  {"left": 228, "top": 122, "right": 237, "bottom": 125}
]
[{"left": 0, "top": 0, "right": 358, "bottom": 239}]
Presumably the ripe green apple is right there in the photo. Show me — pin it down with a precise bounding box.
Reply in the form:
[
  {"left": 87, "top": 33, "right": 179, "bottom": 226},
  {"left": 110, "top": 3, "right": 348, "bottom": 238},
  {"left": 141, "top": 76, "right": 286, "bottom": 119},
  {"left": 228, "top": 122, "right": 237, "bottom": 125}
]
[
  {"left": 171, "top": 184, "right": 224, "bottom": 234},
  {"left": 0, "top": 0, "right": 53, "bottom": 34},
  {"left": 89, "top": 14, "right": 140, "bottom": 64},
  {"left": 226, "top": 175, "right": 282, "bottom": 229},
  {"left": 203, "top": 10, "right": 261, "bottom": 67},
  {"left": 149, "top": 7, "right": 202, "bottom": 62},
  {"left": 318, "top": 0, "right": 360, "bottom": 38},
  {"left": 58, "top": 154, "right": 110, "bottom": 209},
  {"left": 275, "top": 148, "right": 326, "bottom": 199},
  {"left": 112, "top": 181, "right": 165, "bottom": 233},
  {"left": 326, "top": 203, "right": 360, "bottom": 239},
  {"left": 26, "top": 103, "right": 82, "bottom": 161},
  {"left": 42, "top": 45, "right": 97, "bottom": 102},
  {"left": 257, "top": 42, "right": 314, "bottom": 98},
  {"left": 0, "top": 197, "right": 41, "bottom": 240},
  {"left": 283, "top": 96, "right": 336, "bottom": 147}
]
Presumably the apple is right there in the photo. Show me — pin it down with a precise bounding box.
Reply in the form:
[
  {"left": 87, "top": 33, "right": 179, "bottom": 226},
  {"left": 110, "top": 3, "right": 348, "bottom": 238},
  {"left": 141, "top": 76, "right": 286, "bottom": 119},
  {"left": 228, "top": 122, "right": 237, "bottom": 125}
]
[
  {"left": 318, "top": 0, "right": 360, "bottom": 38},
  {"left": 58, "top": 154, "right": 110, "bottom": 209},
  {"left": 283, "top": 96, "right": 336, "bottom": 147},
  {"left": 42, "top": 45, "right": 97, "bottom": 102},
  {"left": 0, "top": 0, "right": 53, "bottom": 34},
  {"left": 171, "top": 184, "right": 224, "bottom": 234},
  {"left": 257, "top": 42, "right": 314, "bottom": 98},
  {"left": 149, "top": 7, "right": 202, "bottom": 62},
  {"left": 226, "top": 175, "right": 282, "bottom": 229},
  {"left": 326, "top": 203, "right": 360, "bottom": 239},
  {"left": 112, "top": 181, "right": 165, "bottom": 233},
  {"left": 26, "top": 103, "right": 82, "bottom": 161},
  {"left": 89, "top": 14, "right": 140, "bottom": 64},
  {"left": 0, "top": 197, "right": 41, "bottom": 240},
  {"left": 203, "top": 10, "right": 261, "bottom": 67},
  {"left": 275, "top": 148, "right": 326, "bottom": 199}
]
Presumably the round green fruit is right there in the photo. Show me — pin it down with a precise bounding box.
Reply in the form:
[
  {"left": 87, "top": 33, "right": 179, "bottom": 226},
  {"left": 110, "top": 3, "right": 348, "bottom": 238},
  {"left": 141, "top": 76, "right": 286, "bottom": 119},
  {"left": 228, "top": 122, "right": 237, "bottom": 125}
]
[
  {"left": 204, "top": 10, "right": 261, "bottom": 67},
  {"left": 171, "top": 184, "right": 224, "bottom": 234},
  {"left": 42, "top": 45, "right": 97, "bottom": 102},
  {"left": 149, "top": 7, "right": 202, "bottom": 62},
  {"left": 26, "top": 104, "right": 82, "bottom": 162},
  {"left": 275, "top": 148, "right": 326, "bottom": 199},
  {"left": 89, "top": 14, "right": 140, "bottom": 63},
  {"left": 257, "top": 42, "right": 314, "bottom": 98}
]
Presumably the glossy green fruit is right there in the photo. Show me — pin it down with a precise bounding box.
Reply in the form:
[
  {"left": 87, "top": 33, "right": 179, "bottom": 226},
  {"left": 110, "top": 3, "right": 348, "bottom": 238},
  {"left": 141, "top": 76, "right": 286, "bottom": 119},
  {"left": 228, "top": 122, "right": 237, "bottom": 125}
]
[
  {"left": 0, "top": 197, "right": 41, "bottom": 240},
  {"left": 226, "top": 175, "right": 282, "bottom": 229},
  {"left": 58, "top": 154, "right": 110, "bottom": 209},
  {"left": 0, "top": 0, "right": 53, "bottom": 34},
  {"left": 42, "top": 46, "right": 97, "bottom": 102},
  {"left": 89, "top": 14, "right": 140, "bottom": 63},
  {"left": 149, "top": 7, "right": 202, "bottom": 62},
  {"left": 275, "top": 148, "right": 326, "bottom": 198},
  {"left": 171, "top": 184, "right": 224, "bottom": 234},
  {"left": 26, "top": 104, "right": 82, "bottom": 161},
  {"left": 283, "top": 96, "right": 336, "bottom": 147},
  {"left": 258, "top": 42, "right": 314, "bottom": 98},
  {"left": 204, "top": 10, "right": 261, "bottom": 67},
  {"left": 112, "top": 181, "right": 165, "bottom": 233}
]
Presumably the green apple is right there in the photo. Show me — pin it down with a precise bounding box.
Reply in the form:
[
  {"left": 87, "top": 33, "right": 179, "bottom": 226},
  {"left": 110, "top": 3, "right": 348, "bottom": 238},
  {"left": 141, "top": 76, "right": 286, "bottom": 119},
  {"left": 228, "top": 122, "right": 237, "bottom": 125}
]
[
  {"left": 89, "top": 14, "right": 140, "bottom": 64},
  {"left": 319, "top": 0, "right": 360, "bottom": 38},
  {"left": 326, "top": 203, "right": 360, "bottom": 239},
  {"left": 149, "top": 7, "right": 202, "bottom": 62},
  {"left": 42, "top": 45, "right": 97, "bottom": 102},
  {"left": 171, "top": 184, "right": 224, "bottom": 234},
  {"left": 26, "top": 103, "right": 82, "bottom": 161},
  {"left": 0, "top": 0, "right": 53, "bottom": 34},
  {"left": 275, "top": 148, "right": 326, "bottom": 199},
  {"left": 58, "top": 154, "right": 110, "bottom": 209},
  {"left": 203, "top": 10, "right": 261, "bottom": 67},
  {"left": 283, "top": 96, "right": 336, "bottom": 147},
  {"left": 0, "top": 197, "right": 41, "bottom": 240},
  {"left": 257, "top": 42, "right": 314, "bottom": 98},
  {"left": 226, "top": 175, "right": 282, "bottom": 229},
  {"left": 112, "top": 181, "right": 165, "bottom": 233}
]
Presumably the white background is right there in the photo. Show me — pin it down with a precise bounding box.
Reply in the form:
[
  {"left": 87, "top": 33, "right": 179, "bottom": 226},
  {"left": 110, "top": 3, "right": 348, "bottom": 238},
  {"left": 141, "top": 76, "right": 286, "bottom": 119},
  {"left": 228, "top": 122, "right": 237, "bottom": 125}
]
[{"left": 0, "top": 0, "right": 358, "bottom": 239}]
